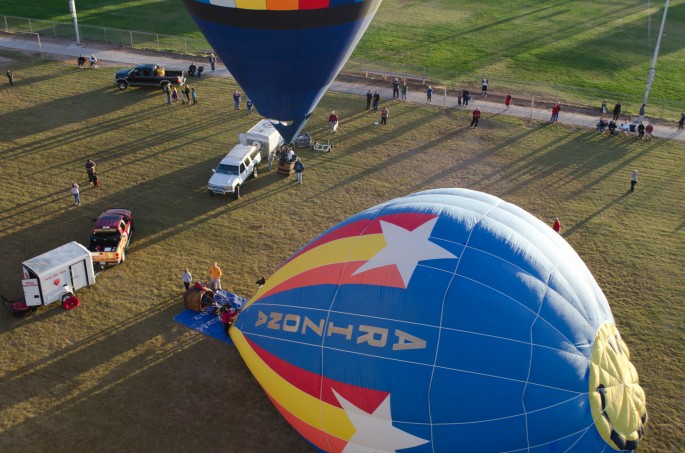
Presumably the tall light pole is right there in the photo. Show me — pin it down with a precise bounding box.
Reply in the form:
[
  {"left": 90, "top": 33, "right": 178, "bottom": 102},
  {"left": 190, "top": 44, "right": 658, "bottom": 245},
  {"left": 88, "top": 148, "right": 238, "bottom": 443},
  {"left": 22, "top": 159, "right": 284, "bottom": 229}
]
[
  {"left": 643, "top": 0, "right": 669, "bottom": 109},
  {"left": 69, "top": 0, "right": 81, "bottom": 44}
]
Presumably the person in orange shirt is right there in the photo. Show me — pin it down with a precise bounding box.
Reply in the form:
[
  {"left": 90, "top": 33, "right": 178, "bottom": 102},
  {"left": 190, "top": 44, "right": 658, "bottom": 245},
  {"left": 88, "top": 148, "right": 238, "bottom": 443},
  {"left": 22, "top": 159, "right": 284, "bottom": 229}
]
[{"left": 209, "top": 262, "right": 222, "bottom": 291}]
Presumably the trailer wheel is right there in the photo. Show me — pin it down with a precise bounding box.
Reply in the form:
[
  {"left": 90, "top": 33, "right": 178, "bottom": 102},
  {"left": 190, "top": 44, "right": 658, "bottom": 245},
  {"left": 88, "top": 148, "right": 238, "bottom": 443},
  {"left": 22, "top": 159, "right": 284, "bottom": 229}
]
[
  {"left": 234, "top": 185, "right": 241, "bottom": 199},
  {"left": 117, "top": 80, "right": 128, "bottom": 90}
]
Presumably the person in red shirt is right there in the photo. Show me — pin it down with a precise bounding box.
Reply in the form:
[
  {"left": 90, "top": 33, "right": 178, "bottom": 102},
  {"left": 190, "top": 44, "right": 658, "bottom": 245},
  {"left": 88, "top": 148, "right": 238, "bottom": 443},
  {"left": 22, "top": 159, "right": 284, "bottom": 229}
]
[
  {"left": 550, "top": 103, "right": 561, "bottom": 122},
  {"left": 470, "top": 108, "right": 481, "bottom": 128},
  {"left": 645, "top": 123, "right": 654, "bottom": 141},
  {"left": 328, "top": 111, "right": 339, "bottom": 133},
  {"left": 380, "top": 106, "right": 389, "bottom": 125},
  {"left": 505, "top": 93, "right": 512, "bottom": 110},
  {"left": 552, "top": 217, "right": 561, "bottom": 233}
]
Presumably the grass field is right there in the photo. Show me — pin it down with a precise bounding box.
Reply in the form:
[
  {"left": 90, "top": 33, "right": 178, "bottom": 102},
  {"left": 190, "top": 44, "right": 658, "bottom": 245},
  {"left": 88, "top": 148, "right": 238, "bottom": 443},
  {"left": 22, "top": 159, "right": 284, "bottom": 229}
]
[
  {"left": 0, "top": 51, "right": 683, "bottom": 452},
  {"left": 2, "top": 0, "right": 685, "bottom": 102}
]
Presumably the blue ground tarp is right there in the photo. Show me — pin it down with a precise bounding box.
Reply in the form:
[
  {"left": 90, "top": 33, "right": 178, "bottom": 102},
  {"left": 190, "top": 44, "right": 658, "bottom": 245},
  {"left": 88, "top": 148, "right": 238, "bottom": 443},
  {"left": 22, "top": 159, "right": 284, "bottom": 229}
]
[{"left": 173, "top": 290, "right": 248, "bottom": 345}]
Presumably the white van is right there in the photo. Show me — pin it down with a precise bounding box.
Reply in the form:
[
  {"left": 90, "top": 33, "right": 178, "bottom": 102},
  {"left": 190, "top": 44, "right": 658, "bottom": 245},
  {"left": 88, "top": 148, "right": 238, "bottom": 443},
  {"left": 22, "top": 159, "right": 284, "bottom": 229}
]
[{"left": 208, "top": 143, "right": 262, "bottom": 199}]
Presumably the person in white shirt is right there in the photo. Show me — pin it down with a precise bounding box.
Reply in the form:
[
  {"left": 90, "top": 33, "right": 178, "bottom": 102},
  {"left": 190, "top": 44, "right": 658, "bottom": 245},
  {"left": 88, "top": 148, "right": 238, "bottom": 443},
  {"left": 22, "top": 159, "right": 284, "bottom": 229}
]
[{"left": 181, "top": 269, "right": 192, "bottom": 291}]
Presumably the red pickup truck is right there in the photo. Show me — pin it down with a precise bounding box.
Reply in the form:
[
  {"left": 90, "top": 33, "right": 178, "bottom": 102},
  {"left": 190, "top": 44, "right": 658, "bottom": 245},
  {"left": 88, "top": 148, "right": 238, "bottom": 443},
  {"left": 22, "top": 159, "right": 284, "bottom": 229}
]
[{"left": 88, "top": 209, "right": 134, "bottom": 266}]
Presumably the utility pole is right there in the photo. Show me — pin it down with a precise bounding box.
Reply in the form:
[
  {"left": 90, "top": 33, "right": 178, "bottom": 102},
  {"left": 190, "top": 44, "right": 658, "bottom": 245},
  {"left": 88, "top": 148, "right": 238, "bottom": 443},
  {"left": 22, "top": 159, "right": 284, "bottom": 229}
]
[
  {"left": 643, "top": 0, "right": 669, "bottom": 108},
  {"left": 69, "top": 0, "right": 81, "bottom": 44}
]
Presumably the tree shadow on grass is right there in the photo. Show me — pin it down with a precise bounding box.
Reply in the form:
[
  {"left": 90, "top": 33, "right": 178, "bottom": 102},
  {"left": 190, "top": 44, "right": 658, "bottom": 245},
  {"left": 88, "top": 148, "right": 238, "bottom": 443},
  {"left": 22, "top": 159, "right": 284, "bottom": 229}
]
[
  {"left": 0, "top": 84, "right": 159, "bottom": 147},
  {"left": 564, "top": 191, "right": 632, "bottom": 239}
]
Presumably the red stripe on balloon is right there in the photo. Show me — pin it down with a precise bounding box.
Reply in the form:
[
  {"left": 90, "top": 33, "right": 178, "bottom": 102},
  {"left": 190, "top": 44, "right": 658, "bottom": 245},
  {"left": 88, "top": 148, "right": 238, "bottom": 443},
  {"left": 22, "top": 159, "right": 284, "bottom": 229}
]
[
  {"left": 300, "top": 0, "right": 330, "bottom": 10},
  {"left": 246, "top": 336, "right": 389, "bottom": 413},
  {"left": 266, "top": 391, "right": 343, "bottom": 451},
  {"left": 259, "top": 260, "right": 405, "bottom": 300}
]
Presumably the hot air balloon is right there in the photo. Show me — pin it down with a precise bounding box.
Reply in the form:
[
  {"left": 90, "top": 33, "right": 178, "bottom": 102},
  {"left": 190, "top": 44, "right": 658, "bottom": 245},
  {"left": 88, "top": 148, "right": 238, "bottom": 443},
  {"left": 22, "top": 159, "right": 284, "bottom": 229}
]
[
  {"left": 230, "top": 188, "right": 647, "bottom": 452},
  {"left": 182, "top": 0, "right": 382, "bottom": 143}
]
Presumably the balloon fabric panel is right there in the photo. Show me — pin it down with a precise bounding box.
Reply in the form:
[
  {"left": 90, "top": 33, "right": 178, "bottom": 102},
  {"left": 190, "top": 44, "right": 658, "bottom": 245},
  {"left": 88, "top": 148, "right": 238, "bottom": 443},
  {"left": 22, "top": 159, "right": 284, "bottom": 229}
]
[
  {"left": 184, "top": 0, "right": 382, "bottom": 142},
  {"left": 230, "top": 188, "right": 646, "bottom": 452}
]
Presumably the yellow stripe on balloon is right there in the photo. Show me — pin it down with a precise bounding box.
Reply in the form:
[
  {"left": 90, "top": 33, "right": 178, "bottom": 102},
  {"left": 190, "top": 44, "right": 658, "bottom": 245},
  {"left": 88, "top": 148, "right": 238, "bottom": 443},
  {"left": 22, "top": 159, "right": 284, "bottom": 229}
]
[
  {"left": 230, "top": 327, "right": 356, "bottom": 440},
  {"left": 245, "top": 234, "right": 385, "bottom": 309},
  {"left": 235, "top": 0, "right": 267, "bottom": 9}
]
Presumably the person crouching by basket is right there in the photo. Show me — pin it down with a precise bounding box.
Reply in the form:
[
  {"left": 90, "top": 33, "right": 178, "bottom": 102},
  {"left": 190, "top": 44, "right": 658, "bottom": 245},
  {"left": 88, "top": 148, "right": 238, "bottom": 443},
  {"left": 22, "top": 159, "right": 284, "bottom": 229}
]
[
  {"left": 328, "top": 111, "right": 339, "bottom": 133},
  {"left": 221, "top": 305, "right": 239, "bottom": 335}
]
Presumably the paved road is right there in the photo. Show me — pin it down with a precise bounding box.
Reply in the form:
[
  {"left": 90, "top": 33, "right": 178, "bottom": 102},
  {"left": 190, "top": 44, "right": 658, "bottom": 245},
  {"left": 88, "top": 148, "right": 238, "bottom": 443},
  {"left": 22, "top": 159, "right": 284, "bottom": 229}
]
[{"left": 2, "top": 34, "right": 683, "bottom": 142}]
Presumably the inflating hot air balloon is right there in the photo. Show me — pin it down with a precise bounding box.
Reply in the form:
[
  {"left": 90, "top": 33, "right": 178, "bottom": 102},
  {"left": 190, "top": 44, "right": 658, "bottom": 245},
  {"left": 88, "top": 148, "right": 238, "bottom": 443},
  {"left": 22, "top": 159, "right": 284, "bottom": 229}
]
[
  {"left": 182, "top": 0, "right": 382, "bottom": 143},
  {"left": 230, "top": 188, "right": 647, "bottom": 452}
]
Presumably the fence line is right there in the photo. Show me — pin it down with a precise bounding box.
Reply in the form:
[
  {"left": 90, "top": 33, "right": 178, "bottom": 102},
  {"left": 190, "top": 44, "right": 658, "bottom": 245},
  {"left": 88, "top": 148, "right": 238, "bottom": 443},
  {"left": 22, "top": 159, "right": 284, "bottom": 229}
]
[{"left": 2, "top": 14, "right": 683, "bottom": 122}]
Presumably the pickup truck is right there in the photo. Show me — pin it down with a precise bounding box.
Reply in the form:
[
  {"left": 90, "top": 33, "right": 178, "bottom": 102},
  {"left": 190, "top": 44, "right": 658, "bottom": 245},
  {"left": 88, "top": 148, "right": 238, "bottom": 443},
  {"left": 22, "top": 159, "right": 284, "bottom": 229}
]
[
  {"left": 208, "top": 120, "right": 284, "bottom": 199},
  {"left": 87, "top": 209, "right": 134, "bottom": 266},
  {"left": 114, "top": 64, "right": 186, "bottom": 90}
]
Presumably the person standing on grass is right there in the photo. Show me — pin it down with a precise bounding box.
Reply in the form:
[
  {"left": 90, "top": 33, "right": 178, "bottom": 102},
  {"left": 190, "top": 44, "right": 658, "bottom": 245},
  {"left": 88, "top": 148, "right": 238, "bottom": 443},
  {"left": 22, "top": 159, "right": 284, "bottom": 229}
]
[
  {"left": 328, "top": 111, "right": 339, "bottom": 133},
  {"left": 191, "top": 87, "right": 197, "bottom": 105},
  {"left": 247, "top": 99, "right": 253, "bottom": 114},
  {"left": 233, "top": 90, "right": 241, "bottom": 109},
  {"left": 85, "top": 159, "right": 96, "bottom": 185},
  {"left": 366, "top": 90, "right": 372, "bottom": 110},
  {"left": 678, "top": 113, "right": 684, "bottom": 131},
  {"left": 163, "top": 84, "right": 171, "bottom": 105},
  {"left": 172, "top": 87, "right": 178, "bottom": 103},
  {"left": 630, "top": 170, "right": 639, "bottom": 192},
  {"left": 601, "top": 100, "right": 607, "bottom": 114},
  {"left": 469, "top": 107, "right": 481, "bottom": 128},
  {"left": 462, "top": 89, "right": 470, "bottom": 107},
  {"left": 392, "top": 78, "right": 400, "bottom": 99},
  {"left": 481, "top": 78, "right": 488, "bottom": 97},
  {"left": 373, "top": 91, "right": 380, "bottom": 112},
  {"left": 208, "top": 53, "right": 216, "bottom": 71},
  {"left": 183, "top": 85, "right": 191, "bottom": 105},
  {"left": 7, "top": 69, "right": 14, "bottom": 87},
  {"left": 71, "top": 182, "right": 80, "bottom": 206},
  {"left": 613, "top": 102, "right": 622, "bottom": 121},
  {"left": 505, "top": 93, "right": 512, "bottom": 110},
  {"left": 181, "top": 269, "right": 192, "bottom": 291},
  {"left": 426, "top": 86, "right": 433, "bottom": 103},
  {"left": 294, "top": 158, "right": 305, "bottom": 184},
  {"left": 552, "top": 218, "right": 561, "bottom": 233},
  {"left": 401, "top": 79, "right": 407, "bottom": 101},
  {"left": 209, "top": 262, "right": 222, "bottom": 291},
  {"left": 380, "top": 106, "right": 389, "bottom": 125}
]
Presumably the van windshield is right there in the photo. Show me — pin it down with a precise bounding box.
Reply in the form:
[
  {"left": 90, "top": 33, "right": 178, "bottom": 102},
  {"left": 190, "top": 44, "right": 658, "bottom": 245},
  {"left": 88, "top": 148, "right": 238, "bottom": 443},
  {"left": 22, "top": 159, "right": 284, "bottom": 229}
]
[{"left": 216, "top": 164, "right": 239, "bottom": 175}]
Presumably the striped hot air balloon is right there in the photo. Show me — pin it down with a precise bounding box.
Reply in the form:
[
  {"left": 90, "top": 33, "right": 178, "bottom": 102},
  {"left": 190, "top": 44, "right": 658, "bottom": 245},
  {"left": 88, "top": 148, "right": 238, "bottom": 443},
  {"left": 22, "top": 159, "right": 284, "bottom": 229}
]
[
  {"left": 182, "top": 0, "right": 382, "bottom": 143},
  {"left": 231, "top": 189, "right": 647, "bottom": 452}
]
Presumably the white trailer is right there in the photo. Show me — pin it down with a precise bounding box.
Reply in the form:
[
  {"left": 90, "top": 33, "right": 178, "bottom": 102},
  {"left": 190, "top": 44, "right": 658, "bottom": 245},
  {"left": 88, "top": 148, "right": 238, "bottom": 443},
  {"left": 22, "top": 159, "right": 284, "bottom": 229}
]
[
  {"left": 238, "top": 119, "right": 284, "bottom": 159},
  {"left": 21, "top": 242, "right": 96, "bottom": 307}
]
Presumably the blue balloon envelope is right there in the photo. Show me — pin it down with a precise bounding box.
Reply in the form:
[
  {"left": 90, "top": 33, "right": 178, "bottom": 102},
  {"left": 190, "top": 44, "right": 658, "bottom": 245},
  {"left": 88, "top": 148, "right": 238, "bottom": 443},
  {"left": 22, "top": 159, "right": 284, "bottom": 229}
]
[
  {"left": 231, "top": 189, "right": 646, "bottom": 452},
  {"left": 182, "top": 0, "right": 382, "bottom": 143}
]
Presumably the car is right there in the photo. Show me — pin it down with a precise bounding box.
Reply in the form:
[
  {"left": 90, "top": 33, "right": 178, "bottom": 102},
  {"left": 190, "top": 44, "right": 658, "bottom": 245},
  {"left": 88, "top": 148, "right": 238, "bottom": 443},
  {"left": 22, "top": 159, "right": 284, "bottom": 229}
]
[
  {"left": 208, "top": 144, "right": 262, "bottom": 199},
  {"left": 87, "top": 209, "right": 134, "bottom": 266}
]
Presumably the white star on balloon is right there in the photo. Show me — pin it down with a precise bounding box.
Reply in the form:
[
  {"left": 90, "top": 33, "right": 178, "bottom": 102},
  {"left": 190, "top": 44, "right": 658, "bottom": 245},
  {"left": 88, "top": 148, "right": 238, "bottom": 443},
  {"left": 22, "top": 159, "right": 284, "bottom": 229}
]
[
  {"left": 352, "top": 218, "right": 457, "bottom": 287},
  {"left": 333, "top": 390, "right": 429, "bottom": 453}
]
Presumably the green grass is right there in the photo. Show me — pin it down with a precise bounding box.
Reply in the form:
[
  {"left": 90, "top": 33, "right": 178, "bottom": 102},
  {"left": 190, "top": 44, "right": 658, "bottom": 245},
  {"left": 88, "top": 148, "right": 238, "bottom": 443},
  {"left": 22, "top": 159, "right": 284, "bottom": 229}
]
[
  {"left": 2, "top": 0, "right": 685, "bottom": 103},
  {"left": 0, "top": 51, "right": 683, "bottom": 452}
]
